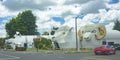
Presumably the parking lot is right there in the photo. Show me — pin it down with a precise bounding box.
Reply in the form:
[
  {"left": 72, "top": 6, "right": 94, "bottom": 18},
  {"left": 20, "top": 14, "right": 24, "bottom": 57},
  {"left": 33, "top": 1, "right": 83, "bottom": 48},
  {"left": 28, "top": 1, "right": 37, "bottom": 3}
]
[{"left": 0, "top": 50, "right": 119, "bottom": 60}]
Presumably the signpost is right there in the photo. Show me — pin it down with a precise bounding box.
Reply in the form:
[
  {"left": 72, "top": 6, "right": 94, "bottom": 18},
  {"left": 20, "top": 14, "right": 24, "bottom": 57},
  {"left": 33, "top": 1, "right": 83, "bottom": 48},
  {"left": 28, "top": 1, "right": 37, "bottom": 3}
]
[
  {"left": 34, "top": 32, "right": 41, "bottom": 52},
  {"left": 33, "top": 38, "right": 40, "bottom": 52}
]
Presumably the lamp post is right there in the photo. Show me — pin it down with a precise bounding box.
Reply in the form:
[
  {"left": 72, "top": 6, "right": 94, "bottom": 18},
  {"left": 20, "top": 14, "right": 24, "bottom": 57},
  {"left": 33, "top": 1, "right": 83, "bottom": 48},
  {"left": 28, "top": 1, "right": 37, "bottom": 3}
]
[{"left": 75, "top": 16, "right": 80, "bottom": 51}]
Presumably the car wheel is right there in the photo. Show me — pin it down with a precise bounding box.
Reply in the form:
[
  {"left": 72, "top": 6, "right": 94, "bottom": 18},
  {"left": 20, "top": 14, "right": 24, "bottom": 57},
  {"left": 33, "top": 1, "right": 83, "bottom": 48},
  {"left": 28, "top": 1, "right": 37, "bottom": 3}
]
[
  {"left": 95, "top": 53, "right": 98, "bottom": 55},
  {"left": 113, "top": 51, "right": 116, "bottom": 55},
  {"left": 106, "top": 51, "right": 110, "bottom": 55}
]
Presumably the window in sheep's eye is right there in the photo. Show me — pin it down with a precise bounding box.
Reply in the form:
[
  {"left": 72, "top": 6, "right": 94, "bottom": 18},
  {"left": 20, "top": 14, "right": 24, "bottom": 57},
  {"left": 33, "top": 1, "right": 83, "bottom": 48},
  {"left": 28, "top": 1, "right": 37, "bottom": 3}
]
[
  {"left": 82, "top": 31, "right": 84, "bottom": 34},
  {"left": 91, "top": 30, "right": 96, "bottom": 33},
  {"left": 62, "top": 32, "right": 65, "bottom": 34}
]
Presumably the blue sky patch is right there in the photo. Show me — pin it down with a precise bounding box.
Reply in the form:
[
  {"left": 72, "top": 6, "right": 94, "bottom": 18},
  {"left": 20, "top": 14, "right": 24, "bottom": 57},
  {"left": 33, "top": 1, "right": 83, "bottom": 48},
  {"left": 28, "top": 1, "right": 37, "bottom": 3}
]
[
  {"left": 109, "top": 0, "right": 119, "bottom": 4},
  {"left": 91, "top": 17, "right": 100, "bottom": 24},
  {"left": 78, "top": 15, "right": 84, "bottom": 19},
  {"left": 91, "top": 17, "right": 110, "bottom": 25},
  {"left": 0, "top": 0, "right": 3, "bottom": 2},
  {"left": 52, "top": 17, "right": 65, "bottom": 24},
  {"left": 105, "top": 8, "right": 110, "bottom": 12},
  {"left": 0, "top": 28, "right": 4, "bottom": 30},
  {"left": 100, "top": 22, "right": 110, "bottom": 25},
  {"left": 0, "top": 16, "right": 11, "bottom": 24}
]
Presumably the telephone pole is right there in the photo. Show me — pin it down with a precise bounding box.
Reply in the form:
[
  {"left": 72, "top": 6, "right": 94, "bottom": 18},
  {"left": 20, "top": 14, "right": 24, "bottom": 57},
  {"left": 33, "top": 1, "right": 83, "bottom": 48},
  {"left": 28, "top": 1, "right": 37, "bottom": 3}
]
[{"left": 75, "top": 16, "right": 80, "bottom": 51}]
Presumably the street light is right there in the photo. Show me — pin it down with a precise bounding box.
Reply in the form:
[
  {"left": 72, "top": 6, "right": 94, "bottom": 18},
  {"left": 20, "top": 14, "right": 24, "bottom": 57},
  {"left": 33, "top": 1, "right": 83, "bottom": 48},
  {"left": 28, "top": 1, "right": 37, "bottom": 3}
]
[{"left": 75, "top": 16, "right": 80, "bottom": 51}]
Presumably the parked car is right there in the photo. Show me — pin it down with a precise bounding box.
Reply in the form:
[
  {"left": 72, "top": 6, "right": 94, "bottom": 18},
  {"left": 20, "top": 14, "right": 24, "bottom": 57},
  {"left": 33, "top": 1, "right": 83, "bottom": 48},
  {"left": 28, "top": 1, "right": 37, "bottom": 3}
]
[
  {"left": 113, "top": 44, "right": 120, "bottom": 50},
  {"left": 94, "top": 45, "right": 116, "bottom": 55}
]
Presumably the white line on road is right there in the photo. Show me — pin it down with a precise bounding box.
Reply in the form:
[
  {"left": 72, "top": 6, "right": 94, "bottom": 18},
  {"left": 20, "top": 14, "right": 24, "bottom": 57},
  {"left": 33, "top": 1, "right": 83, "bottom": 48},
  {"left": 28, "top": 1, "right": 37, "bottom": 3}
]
[
  {"left": 0, "top": 53, "right": 20, "bottom": 60},
  {"left": 85, "top": 56, "right": 109, "bottom": 60}
]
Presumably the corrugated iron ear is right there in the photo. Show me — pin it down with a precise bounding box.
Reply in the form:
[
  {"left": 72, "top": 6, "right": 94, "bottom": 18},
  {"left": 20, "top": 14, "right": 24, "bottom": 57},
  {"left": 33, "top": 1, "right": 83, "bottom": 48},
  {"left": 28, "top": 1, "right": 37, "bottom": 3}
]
[
  {"left": 78, "top": 29, "right": 83, "bottom": 41},
  {"left": 95, "top": 24, "right": 106, "bottom": 40}
]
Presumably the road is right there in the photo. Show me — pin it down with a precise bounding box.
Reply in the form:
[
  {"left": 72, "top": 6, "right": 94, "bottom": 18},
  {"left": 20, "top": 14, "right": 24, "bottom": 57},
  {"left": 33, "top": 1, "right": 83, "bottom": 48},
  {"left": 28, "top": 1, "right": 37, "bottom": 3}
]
[{"left": 0, "top": 50, "right": 120, "bottom": 60}]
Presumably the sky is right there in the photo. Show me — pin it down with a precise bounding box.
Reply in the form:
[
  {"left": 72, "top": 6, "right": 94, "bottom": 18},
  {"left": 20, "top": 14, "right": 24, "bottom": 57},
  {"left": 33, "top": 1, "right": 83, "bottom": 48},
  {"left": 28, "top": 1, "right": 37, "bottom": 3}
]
[{"left": 0, "top": 0, "right": 120, "bottom": 37}]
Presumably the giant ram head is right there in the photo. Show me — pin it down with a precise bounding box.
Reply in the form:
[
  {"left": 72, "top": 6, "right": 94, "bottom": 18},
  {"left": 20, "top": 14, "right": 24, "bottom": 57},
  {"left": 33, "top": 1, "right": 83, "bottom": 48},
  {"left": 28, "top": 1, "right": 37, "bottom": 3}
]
[{"left": 78, "top": 24, "right": 106, "bottom": 41}]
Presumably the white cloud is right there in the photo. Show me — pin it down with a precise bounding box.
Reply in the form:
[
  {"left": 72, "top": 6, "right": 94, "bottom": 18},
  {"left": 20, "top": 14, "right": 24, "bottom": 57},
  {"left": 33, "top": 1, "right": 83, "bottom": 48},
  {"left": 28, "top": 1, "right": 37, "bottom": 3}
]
[
  {"left": 106, "top": 22, "right": 115, "bottom": 30},
  {"left": 80, "top": 0, "right": 106, "bottom": 14},
  {"left": 37, "top": 19, "right": 61, "bottom": 33},
  {"left": 0, "top": 19, "right": 9, "bottom": 28},
  {"left": 82, "top": 14, "right": 99, "bottom": 21},
  {"left": 0, "top": 29, "right": 6, "bottom": 38},
  {"left": 64, "top": 0, "right": 90, "bottom": 4},
  {"left": 0, "top": 3, "right": 18, "bottom": 17},
  {"left": 0, "top": 3, "right": 9, "bottom": 17},
  {"left": 33, "top": 4, "right": 82, "bottom": 33},
  {"left": 63, "top": 15, "right": 94, "bottom": 28},
  {"left": 52, "top": 0, "right": 66, "bottom": 5},
  {"left": 0, "top": 0, "right": 120, "bottom": 37},
  {"left": 2, "top": 0, "right": 55, "bottom": 11},
  {"left": 106, "top": 2, "right": 120, "bottom": 10},
  {"left": 0, "top": 24, "right": 4, "bottom": 29},
  {"left": 100, "top": 10, "right": 120, "bottom": 23}
]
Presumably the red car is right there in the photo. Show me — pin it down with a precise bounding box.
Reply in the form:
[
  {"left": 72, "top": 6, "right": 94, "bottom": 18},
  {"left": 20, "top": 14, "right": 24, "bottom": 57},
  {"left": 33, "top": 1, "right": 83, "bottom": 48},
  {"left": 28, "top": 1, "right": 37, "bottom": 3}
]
[{"left": 94, "top": 45, "right": 116, "bottom": 55}]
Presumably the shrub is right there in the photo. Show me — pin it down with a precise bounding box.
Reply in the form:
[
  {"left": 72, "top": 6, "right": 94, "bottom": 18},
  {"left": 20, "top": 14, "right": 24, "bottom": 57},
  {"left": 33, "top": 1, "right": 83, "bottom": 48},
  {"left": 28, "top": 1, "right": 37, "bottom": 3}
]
[
  {"left": 39, "top": 39, "right": 52, "bottom": 50},
  {"left": 15, "top": 47, "right": 27, "bottom": 51},
  {"left": 0, "top": 38, "right": 6, "bottom": 49},
  {"left": 34, "top": 37, "right": 52, "bottom": 50}
]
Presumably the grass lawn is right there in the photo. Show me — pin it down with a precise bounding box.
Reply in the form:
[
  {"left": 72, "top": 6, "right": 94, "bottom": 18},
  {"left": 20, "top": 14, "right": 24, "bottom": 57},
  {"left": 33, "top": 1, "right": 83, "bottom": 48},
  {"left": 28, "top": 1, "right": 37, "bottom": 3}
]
[
  {"left": 5, "top": 48, "right": 93, "bottom": 53},
  {"left": 26, "top": 48, "right": 93, "bottom": 53}
]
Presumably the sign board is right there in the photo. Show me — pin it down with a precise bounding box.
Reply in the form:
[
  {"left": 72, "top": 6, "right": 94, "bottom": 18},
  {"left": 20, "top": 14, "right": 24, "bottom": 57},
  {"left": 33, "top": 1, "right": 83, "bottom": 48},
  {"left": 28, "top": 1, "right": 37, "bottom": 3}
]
[{"left": 37, "top": 32, "right": 41, "bottom": 36}]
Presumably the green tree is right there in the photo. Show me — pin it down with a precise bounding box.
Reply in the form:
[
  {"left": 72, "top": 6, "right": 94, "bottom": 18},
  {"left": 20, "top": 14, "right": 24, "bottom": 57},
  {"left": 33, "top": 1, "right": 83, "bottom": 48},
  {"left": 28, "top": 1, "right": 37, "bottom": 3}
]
[
  {"left": 0, "top": 38, "right": 6, "bottom": 49},
  {"left": 5, "top": 10, "right": 37, "bottom": 38},
  {"left": 6, "top": 18, "right": 17, "bottom": 38},
  {"left": 113, "top": 20, "right": 120, "bottom": 31}
]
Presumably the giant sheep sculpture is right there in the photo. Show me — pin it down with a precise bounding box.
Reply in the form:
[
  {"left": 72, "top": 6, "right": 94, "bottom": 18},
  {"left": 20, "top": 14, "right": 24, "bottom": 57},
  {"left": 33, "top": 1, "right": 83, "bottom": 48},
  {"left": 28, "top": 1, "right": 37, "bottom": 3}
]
[
  {"left": 78, "top": 24, "right": 106, "bottom": 48},
  {"left": 52, "top": 24, "right": 106, "bottom": 49}
]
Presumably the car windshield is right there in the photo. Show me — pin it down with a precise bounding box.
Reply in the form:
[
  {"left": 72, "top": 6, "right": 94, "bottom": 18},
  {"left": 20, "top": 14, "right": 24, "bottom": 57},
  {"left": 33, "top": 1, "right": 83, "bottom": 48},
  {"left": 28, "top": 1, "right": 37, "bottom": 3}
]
[
  {"left": 99, "top": 45, "right": 111, "bottom": 48},
  {"left": 106, "top": 45, "right": 111, "bottom": 48}
]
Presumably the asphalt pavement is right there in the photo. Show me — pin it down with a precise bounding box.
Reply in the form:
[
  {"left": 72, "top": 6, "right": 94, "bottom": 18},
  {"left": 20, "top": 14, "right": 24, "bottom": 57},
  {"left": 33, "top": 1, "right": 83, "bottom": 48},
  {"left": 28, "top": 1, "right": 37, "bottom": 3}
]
[{"left": 0, "top": 50, "right": 120, "bottom": 60}]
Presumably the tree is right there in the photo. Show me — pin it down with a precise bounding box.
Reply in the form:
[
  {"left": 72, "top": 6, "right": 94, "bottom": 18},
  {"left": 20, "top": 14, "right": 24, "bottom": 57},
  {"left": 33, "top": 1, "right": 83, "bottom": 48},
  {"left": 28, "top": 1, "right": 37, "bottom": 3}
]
[
  {"left": 0, "top": 38, "right": 6, "bottom": 49},
  {"left": 5, "top": 10, "right": 37, "bottom": 38},
  {"left": 113, "top": 20, "right": 120, "bottom": 31},
  {"left": 6, "top": 18, "right": 17, "bottom": 38}
]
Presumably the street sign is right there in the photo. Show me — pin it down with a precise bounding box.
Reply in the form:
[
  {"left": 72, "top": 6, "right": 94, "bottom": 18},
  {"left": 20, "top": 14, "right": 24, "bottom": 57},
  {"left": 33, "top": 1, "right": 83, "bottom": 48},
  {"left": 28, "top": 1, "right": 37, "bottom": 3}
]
[{"left": 37, "top": 32, "right": 41, "bottom": 36}]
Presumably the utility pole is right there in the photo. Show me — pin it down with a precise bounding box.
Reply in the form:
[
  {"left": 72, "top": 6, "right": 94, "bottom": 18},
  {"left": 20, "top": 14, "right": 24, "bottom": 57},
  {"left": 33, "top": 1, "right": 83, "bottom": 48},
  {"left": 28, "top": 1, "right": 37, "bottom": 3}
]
[{"left": 75, "top": 16, "right": 80, "bottom": 51}]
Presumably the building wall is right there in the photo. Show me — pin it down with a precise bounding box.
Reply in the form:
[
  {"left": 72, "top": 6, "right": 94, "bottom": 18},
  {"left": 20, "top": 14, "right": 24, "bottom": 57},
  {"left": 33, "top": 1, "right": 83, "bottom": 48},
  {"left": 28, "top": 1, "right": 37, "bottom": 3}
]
[
  {"left": 105, "top": 30, "right": 120, "bottom": 44},
  {"left": 53, "top": 28, "right": 120, "bottom": 49},
  {"left": 7, "top": 35, "right": 37, "bottom": 49}
]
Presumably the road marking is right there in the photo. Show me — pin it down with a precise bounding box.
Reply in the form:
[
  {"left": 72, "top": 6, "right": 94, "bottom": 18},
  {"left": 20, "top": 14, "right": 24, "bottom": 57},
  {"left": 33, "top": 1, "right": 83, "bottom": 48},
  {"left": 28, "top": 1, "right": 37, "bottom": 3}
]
[
  {"left": 85, "top": 56, "right": 109, "bottom": 60},
  {"left": 0, "top": 53, "right": 20, "bottom": 60},
  {"left": 59, "top": 56, "right": 64, "bottom": 59}
]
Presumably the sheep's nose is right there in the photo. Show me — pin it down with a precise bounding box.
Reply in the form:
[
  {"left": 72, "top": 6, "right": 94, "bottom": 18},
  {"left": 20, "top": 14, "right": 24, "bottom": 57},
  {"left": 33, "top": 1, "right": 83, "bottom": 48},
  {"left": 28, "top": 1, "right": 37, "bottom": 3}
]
[
  {"left": 52, "top": 37, "right": 55, "bottom": 39},
  {"left": 84, "top": 37, "right": 89, "bottom": 40}
]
